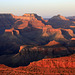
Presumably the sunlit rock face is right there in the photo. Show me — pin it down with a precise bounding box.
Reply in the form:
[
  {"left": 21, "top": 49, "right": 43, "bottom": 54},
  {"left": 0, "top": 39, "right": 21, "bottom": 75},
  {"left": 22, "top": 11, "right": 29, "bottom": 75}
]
[
  {"left": 1, "top": 13, "right": 75, "bottom": 46},
  {"left": 45, "top": 40, "right": 60, "bottom": 46},
  {"left": 0, "top": 13, "right": 75, "bottom": 74},
  {"left": 12, "top": 13, "right": 44, "bottom": 21},
  {"left": 0, "top": 13, "right": 45, "bottom": 28},
  {"left": 5, "top": 28, "right": 19, "bottom": 35}
]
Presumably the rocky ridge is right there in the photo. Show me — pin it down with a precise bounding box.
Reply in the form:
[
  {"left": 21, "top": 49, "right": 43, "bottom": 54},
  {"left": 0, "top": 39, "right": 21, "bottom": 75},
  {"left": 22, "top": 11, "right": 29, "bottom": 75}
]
[
  {"left": 0, "top": 13, "right": 75, "bottom": 74},
  {"left": 0, "top": 54, "right": 75, "bottom": 75}
]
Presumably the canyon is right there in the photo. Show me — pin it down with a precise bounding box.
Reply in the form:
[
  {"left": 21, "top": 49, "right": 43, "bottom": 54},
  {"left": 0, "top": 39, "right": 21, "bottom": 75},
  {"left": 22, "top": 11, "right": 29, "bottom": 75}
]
[{"left": 0, "top": 13, "right": 75, "bottom": 74}]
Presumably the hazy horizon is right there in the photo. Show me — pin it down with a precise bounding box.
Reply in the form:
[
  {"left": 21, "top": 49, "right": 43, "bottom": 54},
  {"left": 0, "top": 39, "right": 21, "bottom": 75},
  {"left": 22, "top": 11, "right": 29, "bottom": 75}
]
[{"left": 0, "top": 0, "right": 75, "bottom": 18}]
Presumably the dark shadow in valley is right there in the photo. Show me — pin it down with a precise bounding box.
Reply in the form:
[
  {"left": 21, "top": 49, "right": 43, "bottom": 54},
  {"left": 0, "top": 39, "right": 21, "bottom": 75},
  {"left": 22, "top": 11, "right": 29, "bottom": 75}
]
[
  {"left": 18, "top": 23, "right": 53, "bottom": 45},
  {"left": 0, "top": 45, "right": 75, "bottom": 67},
  {"left": 0, "top": 43, "right": 20, "bottom": 56},
  {"left": 0, "top": 20, "right": 75, "bottom": 67},
  {"left": 61, "top": 30, "right": 72, "bottom": 40}
]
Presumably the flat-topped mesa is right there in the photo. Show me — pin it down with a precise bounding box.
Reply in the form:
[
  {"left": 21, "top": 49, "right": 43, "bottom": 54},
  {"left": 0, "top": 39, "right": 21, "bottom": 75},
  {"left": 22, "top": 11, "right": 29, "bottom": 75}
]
[
  {"left": 21, "top": 13, "right": 37, "bottom": 20},
  {"left": 14, "top": 13, "right": 44, "bottom": 21},
  {"left": 51, "top": 14, "right": 69, "bottom": 20},
  {"left": 23, "top": 13, "right": 37, "bottom": 17},
  {"left": 22, "top": 13, "right": 44, "bottom": 21}
]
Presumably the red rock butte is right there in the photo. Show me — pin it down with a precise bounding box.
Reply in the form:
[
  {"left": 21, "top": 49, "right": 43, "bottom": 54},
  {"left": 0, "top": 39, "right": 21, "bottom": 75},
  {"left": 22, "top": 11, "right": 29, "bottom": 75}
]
[{"left": 51, "top": 14, "right": 69, "bottom": 20}]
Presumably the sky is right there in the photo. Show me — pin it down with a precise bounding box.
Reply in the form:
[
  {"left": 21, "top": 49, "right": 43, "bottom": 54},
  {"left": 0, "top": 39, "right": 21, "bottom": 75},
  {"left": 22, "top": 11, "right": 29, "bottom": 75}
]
[{"left": 0, "top": 0, "right": 75, "bottom": 18}]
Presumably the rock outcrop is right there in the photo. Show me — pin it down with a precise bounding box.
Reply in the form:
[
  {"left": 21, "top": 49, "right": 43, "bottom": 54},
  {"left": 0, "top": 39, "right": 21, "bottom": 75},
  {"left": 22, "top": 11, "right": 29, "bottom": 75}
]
[
  {"left": 48, "top": 14, "right": 74, "bottom": 28},
  {"left": 51, "top": 14, "right": 69, "bottom": 20},
  {"left": 5, "top": 28, "right": 20, "bottom": 35},
  {"left": 0, "top": 45, "right": 73, "bottom": 67},
  {"left": 45, "top": 40, "right": 60, "bottom": 46},
  {"left": 61, "top": 29, "right": 75, "bottom": 37},
  {"left": 1, "top": 13, "right": 75, "bottom": 74},
  {"left": 5, "top": 28, "right": 14, "bottom": 35}
]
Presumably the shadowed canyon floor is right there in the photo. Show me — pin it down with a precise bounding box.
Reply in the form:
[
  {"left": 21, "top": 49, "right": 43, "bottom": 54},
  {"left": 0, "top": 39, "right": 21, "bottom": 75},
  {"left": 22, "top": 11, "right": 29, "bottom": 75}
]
[{"left": 0, "top": 13, "right": 75, "bottom": 74}]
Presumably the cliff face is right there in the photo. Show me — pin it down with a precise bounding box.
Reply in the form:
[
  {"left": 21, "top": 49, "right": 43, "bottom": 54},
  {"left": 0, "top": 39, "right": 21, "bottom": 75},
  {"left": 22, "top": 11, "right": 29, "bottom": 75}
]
[
  {"left": 1, "top": 13, "right": 75, "bottom": 47},
  {"left": 22, "top": 13, "right": 44, "bottom": 21},
  {"left": 0, "top": 13, "right": 46, "bottom": 35},
  {"left": 0, "top": 13, "right": 75, "bottom": 74},
  {"left": 0, "top": 48, "right": 75, "bottom": 74},
  {"left": 0, "top": 13, "right": 45, "bottom": 28},
  {"left": 8, "top": 13, "right": 44, "bottom": 22}
]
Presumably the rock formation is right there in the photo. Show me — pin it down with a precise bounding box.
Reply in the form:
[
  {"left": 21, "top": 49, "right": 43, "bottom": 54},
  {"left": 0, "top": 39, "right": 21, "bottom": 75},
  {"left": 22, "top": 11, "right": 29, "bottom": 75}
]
[
  {"left": 45, "top": 40, "right": 60, "bottom": 46},
  {"left": 0, "top": 46, "right": 75, "bottom": 74},
  {"left": 48, "top": 14, "right": 75, "bottom": 28},
  {"left": 51, "top": 14, "right": 69, "bottom": 20},
  {"left": 5, "top": 28, "right": 20, "bottom": 35},
  {"left": 0, "top": 13, "right": 75, "bottom": 74}
]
